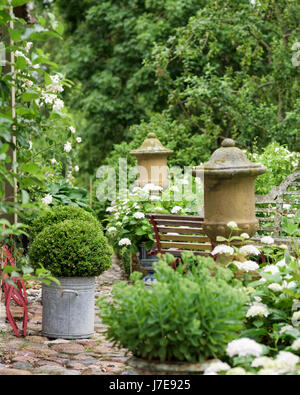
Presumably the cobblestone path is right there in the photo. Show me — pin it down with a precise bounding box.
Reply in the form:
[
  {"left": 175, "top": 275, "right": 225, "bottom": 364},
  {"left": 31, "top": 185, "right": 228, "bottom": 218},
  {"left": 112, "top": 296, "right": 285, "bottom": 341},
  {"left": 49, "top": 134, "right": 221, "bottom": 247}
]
[{"left": 0, "top": 258, "right": 131, "bottom": 375}]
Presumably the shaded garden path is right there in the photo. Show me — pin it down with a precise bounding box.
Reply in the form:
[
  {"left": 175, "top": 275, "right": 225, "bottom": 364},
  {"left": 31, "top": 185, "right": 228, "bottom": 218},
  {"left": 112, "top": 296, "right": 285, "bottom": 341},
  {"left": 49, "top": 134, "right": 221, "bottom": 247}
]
[{"left": 0, "top": 258, "right": 130, "bottom": 375}]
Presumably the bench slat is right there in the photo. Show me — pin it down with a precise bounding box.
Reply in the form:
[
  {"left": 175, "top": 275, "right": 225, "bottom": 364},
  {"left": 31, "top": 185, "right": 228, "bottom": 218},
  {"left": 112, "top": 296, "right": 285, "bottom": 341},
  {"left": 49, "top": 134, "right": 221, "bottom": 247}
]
[
  {"left": 153, "top": 219, "right": 204, "bottom": 227},
  {"left": 147, "top": 214, "right": 204, "bottom": 221},
  {"left": 159, "top": 234, "right": 210, "bottom": 242},
  {"left": 160, "top": 249, "right": 210, "bottom": 257},
  {"left": 156, "top": 241, "right": 212, "bottom": 251},
  {"left": 152, "top": 226, "right": 206, "bottom": 234}
]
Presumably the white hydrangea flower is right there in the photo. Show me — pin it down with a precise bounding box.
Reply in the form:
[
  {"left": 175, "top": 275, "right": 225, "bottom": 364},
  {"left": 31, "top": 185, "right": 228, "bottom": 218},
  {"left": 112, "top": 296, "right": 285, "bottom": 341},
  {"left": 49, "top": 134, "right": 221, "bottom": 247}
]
[
  {"left": 276, "top": 258, "right": 287, "bottom": 268},
  {"left": 292, "top": 311, "right": 300, "bottom": 322},
  {"left": 64, "top": 141, "right": 72, "bottom": 153},
  {"left": 107, "top": 227, "right": 117, "bottom": 232},
  {"left": 226, "top": 338, "right": 263, "bottom": 358},
  {"left": 226, "top": 367, "right": 247, "bottom": 375},
  {"left": 251, "top": 356, "right": 273, "bottom": 368},
  {"left": 42, "top": 194, "right": 52, "bottom": 205},
  {"left": 276, "top": 351, "right": 299, "bottom": 371},
  {"left": 240, "top": 233, "right": 250, "bottom": 239},
  {"left": 282, "top": 280, "right": 297, "bottom": 289},
  {"left": 279, "top": 325, "right": 294, "bottom": 334},
  {"left": 234, "top": 260, "right": 259, "bottom": 272},
  {"left": 169, "top": 185, "right": 179, "bottom": 192},
  {"left": 203, "top": 360, "right": 231, "bottom": 375},
  {"left": 143, "top": 183, "right": 163, "bottom": 192},
  {"left": 261, "top": 236, "right": 275, "bottom": 245},
  {"left": 246, "top": 302, "right": 269, "bottom": 318},
  {"left": 227, "top": 221, "right": 238, "bottom": 229},
  {"left": 211, "top": 244, "right": 234, "bottom": 256},
  {"left": 291, "top": 338, "right": 300, "bottom": 351},
  {"left": 268, "top": 283, "right": 282, "bottom": 292},
  {"left": 262, "top": 265, "right": 279, "bottom": 275},
  {"left": 239, "top": 245, "right": 261, "bottom": 256},
  {"left": 118, "top": 238, "right": 131, "bottom": 246},
  {"left": 133, "top": 212, "right": 145, "bottom": 219},
  {"left": 150, "top": 195, "right": 160, "bottom": 201},
  {"left": 171, "top": 206, "right": 182, "bottom": 214}
]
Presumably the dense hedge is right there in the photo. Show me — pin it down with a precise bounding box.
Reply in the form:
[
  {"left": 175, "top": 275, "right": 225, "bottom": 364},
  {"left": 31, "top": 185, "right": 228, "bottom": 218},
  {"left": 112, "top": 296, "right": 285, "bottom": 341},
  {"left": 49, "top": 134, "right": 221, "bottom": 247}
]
[
  {"left": 29, "top": 219, "right": 113, "bottom": 277},
  {"left": 30, "top": 205, "right": 102, "bottom": 241}
]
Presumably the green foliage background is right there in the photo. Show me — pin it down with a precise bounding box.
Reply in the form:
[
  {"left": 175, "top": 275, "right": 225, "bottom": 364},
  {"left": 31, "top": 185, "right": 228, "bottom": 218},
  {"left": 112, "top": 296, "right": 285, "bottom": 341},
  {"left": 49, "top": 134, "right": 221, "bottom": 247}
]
[{"left": 46, "top": 0, "right": 299, "bottom": 187}]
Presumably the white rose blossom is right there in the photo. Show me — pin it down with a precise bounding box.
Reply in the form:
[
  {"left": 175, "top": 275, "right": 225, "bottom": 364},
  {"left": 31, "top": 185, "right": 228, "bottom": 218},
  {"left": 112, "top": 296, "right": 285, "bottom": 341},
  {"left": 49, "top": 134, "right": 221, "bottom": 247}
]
[
  {"left": 64, "top": 141, "right": 72, "bottom": 153},
  {"left": 41, "top": 194, "right": 52, "bottom": 205},
  {"left": 53, "top": 98, "right": 64, "bottom": 112}
]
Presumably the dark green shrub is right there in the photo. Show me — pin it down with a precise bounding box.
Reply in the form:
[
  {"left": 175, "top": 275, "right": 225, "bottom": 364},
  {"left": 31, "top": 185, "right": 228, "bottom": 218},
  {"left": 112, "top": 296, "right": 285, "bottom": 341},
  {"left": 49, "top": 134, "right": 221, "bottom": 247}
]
[
  {"left": 29, "top": 219, "right": 113, "bottom": 277},
  {"left": 30, "top": 205, "right": 102, "bottom": 241},
  {"left": 98, "top": 253, "right": 248, "bottom": 362}
]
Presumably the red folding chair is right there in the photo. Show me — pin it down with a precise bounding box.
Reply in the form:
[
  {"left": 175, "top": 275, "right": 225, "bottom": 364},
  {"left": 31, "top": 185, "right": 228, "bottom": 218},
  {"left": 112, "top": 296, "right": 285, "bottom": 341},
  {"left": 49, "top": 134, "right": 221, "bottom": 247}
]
[{"left": 1, "top": 243, "right": 28, "bottom": 337}]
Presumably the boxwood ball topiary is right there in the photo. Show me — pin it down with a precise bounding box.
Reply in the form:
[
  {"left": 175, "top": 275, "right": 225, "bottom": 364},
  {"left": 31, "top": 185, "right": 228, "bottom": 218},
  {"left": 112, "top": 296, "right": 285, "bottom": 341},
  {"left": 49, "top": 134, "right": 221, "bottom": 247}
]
[
  {"left": 29, "top": 219, "right": 113, "bottom": 277},
  {"left": 30, "top": 205, "right": 102, "bottom": 241}
]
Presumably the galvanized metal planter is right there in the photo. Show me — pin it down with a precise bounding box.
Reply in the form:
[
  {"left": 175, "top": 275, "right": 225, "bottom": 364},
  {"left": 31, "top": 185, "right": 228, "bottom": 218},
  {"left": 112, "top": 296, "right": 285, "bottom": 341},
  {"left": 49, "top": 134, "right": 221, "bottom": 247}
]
[
  {"left": 138, "top": 243, "right": 158, "bottom": 274},
  {"left": 42, "top": 277, "right": 95, "bottom": 339}
]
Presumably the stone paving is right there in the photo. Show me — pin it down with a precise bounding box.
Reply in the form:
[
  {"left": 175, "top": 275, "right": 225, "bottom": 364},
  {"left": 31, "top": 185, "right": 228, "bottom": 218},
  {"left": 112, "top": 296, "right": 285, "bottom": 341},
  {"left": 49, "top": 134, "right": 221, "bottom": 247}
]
[{"left": 0, "top": 258, "right": 132, "bottom": 375}]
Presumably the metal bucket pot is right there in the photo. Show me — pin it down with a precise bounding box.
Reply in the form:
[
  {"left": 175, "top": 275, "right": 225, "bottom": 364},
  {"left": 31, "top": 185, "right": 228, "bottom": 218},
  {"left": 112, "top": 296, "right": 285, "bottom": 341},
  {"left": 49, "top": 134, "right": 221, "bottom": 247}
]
[{"left": 42, "top": 277, "right": 95, "bottom": 339}]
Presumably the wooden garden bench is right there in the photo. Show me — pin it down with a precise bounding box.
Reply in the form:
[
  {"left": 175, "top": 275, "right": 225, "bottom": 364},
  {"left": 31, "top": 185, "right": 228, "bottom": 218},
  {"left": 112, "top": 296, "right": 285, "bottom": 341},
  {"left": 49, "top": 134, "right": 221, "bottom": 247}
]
[{"left": 146, "top": 214, "right": 212, "bottom": 261}]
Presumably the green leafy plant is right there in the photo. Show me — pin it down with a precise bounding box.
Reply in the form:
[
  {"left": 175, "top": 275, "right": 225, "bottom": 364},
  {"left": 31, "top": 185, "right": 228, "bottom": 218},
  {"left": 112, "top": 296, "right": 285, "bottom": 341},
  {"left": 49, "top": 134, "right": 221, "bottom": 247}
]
[
  {"left": 98, "top": 253, "right": 248, "bottom": 362},
  {"left": 29, "top": 219, "right": 113, "bottom": 277},
  {"left": 104, "top": 173, "right": 203, "bottom": 254},
  {"left": 29, "top": 204, "right": 102, "bottom": 241}
]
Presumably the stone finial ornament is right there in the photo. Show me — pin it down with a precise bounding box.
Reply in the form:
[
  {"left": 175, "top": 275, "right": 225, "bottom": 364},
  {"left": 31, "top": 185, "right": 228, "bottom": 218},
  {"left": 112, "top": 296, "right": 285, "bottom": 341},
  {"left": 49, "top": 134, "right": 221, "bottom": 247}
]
[
  {"left": 193, "top": 139, "right": 266, "bottom": 242},
  {"left": 130, "top": 133, "right": 173, "bottom": 190}
]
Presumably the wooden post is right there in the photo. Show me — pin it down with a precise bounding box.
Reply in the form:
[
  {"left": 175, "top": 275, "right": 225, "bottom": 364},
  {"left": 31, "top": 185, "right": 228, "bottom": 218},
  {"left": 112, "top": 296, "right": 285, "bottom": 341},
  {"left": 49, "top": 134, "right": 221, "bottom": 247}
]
[
  {"left": 89, "top": 176, "right": 93, "bottom": 209},
  {"left": 1, "top": 5, "right": 17, "bottom": 224}
]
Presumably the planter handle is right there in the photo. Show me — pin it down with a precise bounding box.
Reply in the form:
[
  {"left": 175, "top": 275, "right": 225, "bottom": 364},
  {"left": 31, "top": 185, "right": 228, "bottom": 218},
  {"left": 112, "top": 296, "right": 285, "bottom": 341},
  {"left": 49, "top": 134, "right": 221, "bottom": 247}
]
[{"left": 61, "top": 289, "right": 79, "bottom": 297}]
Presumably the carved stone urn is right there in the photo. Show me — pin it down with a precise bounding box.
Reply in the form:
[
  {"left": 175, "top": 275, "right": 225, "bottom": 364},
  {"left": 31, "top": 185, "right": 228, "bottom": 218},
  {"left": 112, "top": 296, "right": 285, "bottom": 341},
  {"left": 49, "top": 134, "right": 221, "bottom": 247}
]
[
  {"left": 193, "top": 138, "right": 266, "bottom": 243},
  {"left": 130, "top": 133, "right": 173, "bottom": 190}
]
